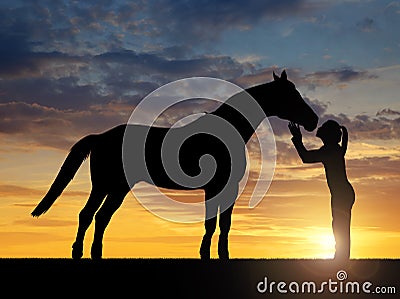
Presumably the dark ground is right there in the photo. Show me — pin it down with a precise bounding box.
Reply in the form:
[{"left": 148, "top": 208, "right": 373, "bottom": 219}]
[{"left": 1, "top": 258, "right": 398, "bottom": 298}]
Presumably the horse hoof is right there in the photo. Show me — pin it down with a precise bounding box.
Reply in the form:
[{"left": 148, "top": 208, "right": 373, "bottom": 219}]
[
  {"left": 218, "top": 247, "right": 229, "bottom": 260},
  {"left": 218, "top": 253, "right": 229, "bottom": 260},
  {"left": 199, "top": 246, "right": 210, "bottom": 260},
  {"left": 91, "top": 254, "right": 102, "bottom": 260},
  {"left": 218, "top": 237, "right": 229, "bottom": 260},
  {"left": 91, "top": 243, "right": 103, "bottom": 260},
  {"left": 72, "top": 242, "right": 83, "bottom": 260},
  {"left": 200, "top": 252, "right": 211, "bottom": 260},
  {"left": 200, "top": 237, "right": 211, "bottom": 260}
]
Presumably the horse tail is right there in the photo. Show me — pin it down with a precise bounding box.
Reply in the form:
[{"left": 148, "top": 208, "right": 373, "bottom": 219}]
[{"left": 31, "top": 134, "right": 97, "bottom": 217}]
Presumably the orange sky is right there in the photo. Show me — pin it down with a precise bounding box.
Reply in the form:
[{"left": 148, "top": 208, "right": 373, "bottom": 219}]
[{"left": 1, "top": 126, "right": 399, "bottom": 259}]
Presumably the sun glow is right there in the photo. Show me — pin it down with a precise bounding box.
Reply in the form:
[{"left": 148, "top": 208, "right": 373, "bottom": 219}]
[{"left": 311, "top": 233, "right": 335, "bottom": 259}]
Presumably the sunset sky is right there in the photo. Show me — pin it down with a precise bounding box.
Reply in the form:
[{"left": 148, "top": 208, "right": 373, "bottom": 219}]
[{"left": 0, "top": 0, "right": 399, "bottom": 259}]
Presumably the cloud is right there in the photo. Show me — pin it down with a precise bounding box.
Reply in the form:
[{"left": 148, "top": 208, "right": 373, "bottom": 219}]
[
  {"left": 3, "top": 85, "right": 398, "bottom": 155},
  {"left": 14, "top": 218, "right": 76, "bottom": 227},
  {"left": 271, "top": 104, "right": 400, "bottom": 141},
  {"left": 356, "top": 17, "right": 376, "bottom": 32},
  {"left": 2, "top": 2, "right": 374, "bottom": 116},
  {"left": 94, "top": 50, "right": 247, "bottom": 84},
  {"left": 0, "top": 34, "right": 39, "bottom": 78},
  {"left": 0, "top": 76, "right": 116, "bottom": 109},
  {"left": 234, "top": 68, "right": 397, "bottom": 142},
  {"left": 347, "top": 156, "right": 400, "bottom": 179},
  {"left": 0, "top": 102, "right": 127, "bottom": 150},
  {"left": 376, "top": 108, "right": 400, "bottom": 117},
  {"left": 0, "top": 2, "right": 88, "bottom": 74},
  {"left": 0, "top": 0, "right": 324, "bottom": 58},
  {"left": 0, "top": 1, "right": 142, "bottom": 56},
  {"left": 234, "top": 66, "right": 378, "bottom": 92},
  {"left": 233, "top": 66, "right": 279, "bottom": 87},
  {"left": 302, "top": 67, "right": 378, "bottom": 90},
  {"left": 148, "top": 0, "right": 316, "bottom": 43},
  {"left": 0, "top": 32, "right": 83, "bottom": 79},
  {"left": 0, "top": 184, "right": 87, "bottom": 198},
  {"left": 0, "top": 184, "right": 43, "bottom": 198},
  {"left": 0, "top": 45, "right": 256, "bottom": 110},
  {"left": 0, "top": 1, "right": 395, "bottom": 154},
  {"left": 319, "top": 112, "right": 400, "bottom": 140}
]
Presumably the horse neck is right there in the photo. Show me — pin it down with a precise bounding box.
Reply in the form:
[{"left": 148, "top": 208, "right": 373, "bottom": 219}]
[{"left": 210, "top": 82, "right": 276, "bottom": 143}]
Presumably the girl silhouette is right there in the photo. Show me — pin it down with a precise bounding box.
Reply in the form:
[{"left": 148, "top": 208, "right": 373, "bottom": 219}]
[{"left": 289, "top": 120, "right": 355, "bottom": 261}]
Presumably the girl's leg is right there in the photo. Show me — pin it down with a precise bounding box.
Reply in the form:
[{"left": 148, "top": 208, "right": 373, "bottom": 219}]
[{"left": 331, "top": 201, "right": 353, "bottom": 260}]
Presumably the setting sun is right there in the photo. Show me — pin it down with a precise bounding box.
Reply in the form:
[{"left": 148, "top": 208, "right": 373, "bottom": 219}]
[{"left": 312, "top": 233, "right": 336, "bottom": 259}]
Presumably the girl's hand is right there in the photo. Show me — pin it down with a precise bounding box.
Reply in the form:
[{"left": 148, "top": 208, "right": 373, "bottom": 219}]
[{"left": 288, "top": 122, "right": 302, "bottom": 140}]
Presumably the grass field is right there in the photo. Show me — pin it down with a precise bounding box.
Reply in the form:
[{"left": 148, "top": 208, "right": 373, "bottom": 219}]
[{"left": 1, "top": 258, "right": 398, "bottom": 298}]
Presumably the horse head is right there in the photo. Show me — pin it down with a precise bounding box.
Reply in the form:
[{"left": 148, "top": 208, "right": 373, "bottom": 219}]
[{"left": 262, "top": 70, "right": 318, "bottom": 132}]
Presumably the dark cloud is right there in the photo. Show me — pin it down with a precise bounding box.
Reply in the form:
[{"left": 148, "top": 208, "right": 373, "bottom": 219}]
[
  {"left": 0, "top": 1, "right": 324, "bottom": 112},
  {"left": 149, "top": 0, "right": 315, "bottom": 43},
  {"left": 0, "top": 0, "right": 261, "bottom": 110},
  {"left": 0, "top": 1, "right": 142, "bottom": 55},
  {"left": 277, "top": 108, "right": 400, "bottom": 141},
  {"left": 356, "top": 17, "right": 376, "bottom": 32},
  {"left": 302, "top": 67, "right": 378, "bottom": 90},
  {"left": 0, "top": 47, "right": 255, "bottom": 109},
  {"left": 319, "top": 112, "right": 400, "bottom": 140},
  {"left": 0, "top": 1, "right": 395, "bottom": 153},
  {"left": 264, "top": 95, "right": 400, "bottom": 141},
  {"left": 0, "top": 101, "right": 127, "bottom": 150},
  {"left": 0, "top": 0, "right": 314, "bottom": 60},
  {"left": 234, "top": 66, "right": 378, "bottom": 92},
  {"left": 0, "top": 25, "right": 83, "bottom": 79},
  {"left": 0, "top": 34, "right": 37, "bottom": 77},
  {"left": 94, "top": 50, "right": 246, "bottom": 83},
  {"left": 0, "top": 76, "right": 114, "bottom": 109}
]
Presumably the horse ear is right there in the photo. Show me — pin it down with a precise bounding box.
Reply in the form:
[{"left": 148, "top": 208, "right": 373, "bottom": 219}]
[
  {"left": 281, "top": 70, "right": 287, "bottom": 80},
  {"left": 273, "top": 71, "right": 280, "bottom": 81}
]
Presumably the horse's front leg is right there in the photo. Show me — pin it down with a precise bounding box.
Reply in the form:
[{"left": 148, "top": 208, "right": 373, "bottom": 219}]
[
  {"left": 218, "top": 184, "right": 238, "bottom": 260},
  {"left": 200, "top": 184, "right": 238, "bottom": 260}
]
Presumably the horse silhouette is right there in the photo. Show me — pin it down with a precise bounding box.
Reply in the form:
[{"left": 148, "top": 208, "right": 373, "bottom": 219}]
[{"left": 31, "top": 70, "right": 318, "bottom": 260}]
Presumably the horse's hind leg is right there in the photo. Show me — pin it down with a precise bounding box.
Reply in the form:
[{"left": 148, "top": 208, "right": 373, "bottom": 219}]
[
  {"left": 200, "top": 191, "right": 219, "bottom": 260},
  {"left": 90, "top": 190, "right": 127, "bottom": 259},
  {"left": 72, "top": 188, "right": 106, "bottom": 259}
]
